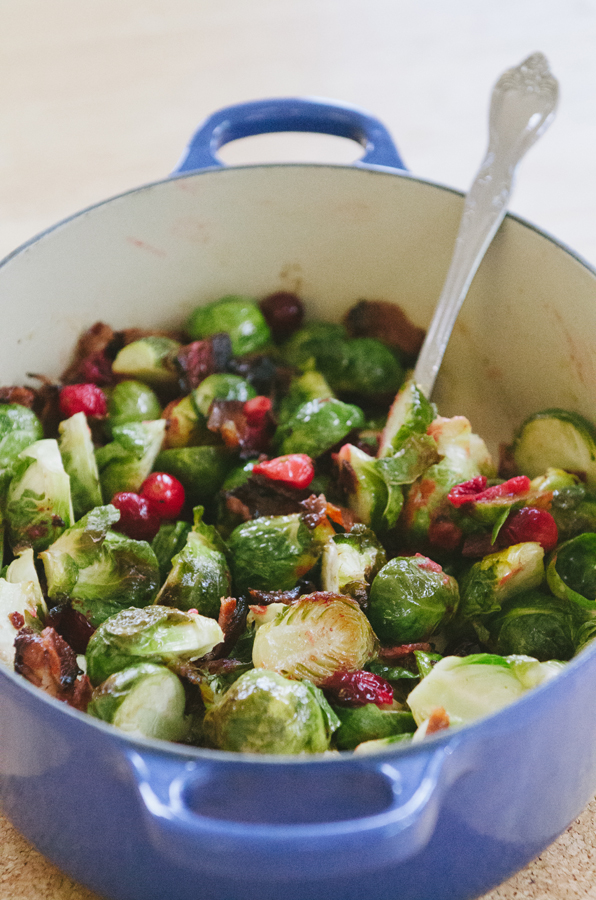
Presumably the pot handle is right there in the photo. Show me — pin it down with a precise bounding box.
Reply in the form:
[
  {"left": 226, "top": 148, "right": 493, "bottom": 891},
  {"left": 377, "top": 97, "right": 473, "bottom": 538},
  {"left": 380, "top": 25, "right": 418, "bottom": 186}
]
[
  {"left": 126, "top": 737, "right": 467, "bottom": 880},
  {"left": 172, "top": 97, "right": 406, "bottom": 174}
]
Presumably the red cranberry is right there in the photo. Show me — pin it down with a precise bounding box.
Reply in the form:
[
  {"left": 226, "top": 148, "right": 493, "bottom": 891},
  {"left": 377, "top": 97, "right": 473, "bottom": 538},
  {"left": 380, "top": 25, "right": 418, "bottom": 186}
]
[
  {"left": 140, "top": 473, "right": 185, "bottom": 520},
  {"left": 499, "top": 507, "right": 558, "bottom": 552},
  {"left": 111, "top": 492, "right": 161, "bottom": 542},
  {"left": 259, "top": 292, "right": 305, "bottom": 341},
  {"left": 244, "top": 396, "right": 273, "bottom": 426},
  {"left": 322, "top": 670, "right": 394, "bottom": 707},
  {"left": 59, "top": 383, "right": 107, "bottom": 419},
  {"left": 253, "top": 453, "right": 315, "bottom": 490}
]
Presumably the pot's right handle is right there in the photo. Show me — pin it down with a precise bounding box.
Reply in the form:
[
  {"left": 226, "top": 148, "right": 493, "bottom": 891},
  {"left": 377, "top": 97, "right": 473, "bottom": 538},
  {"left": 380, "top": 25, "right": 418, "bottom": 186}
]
[
  {"left": 172, "top": 97, "right": 406, "bottom": 174},
  {"left": 126, "top": 736, "right": 469, "bottom": 880}
]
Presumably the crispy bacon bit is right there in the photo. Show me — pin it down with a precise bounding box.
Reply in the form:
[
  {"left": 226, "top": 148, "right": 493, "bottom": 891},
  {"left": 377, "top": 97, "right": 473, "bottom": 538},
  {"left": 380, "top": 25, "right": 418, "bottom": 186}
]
[
  {"left": 14, "top": 626, "right": 91, "bottom": 710},
  {"left": 226, "top": 354, "right": 291, "bottom": 399},
  {"left": 207, "top": 400, "right": 275, "bottom": 455},
  {"left": 248, "top": 585, "right": 304, "bottom": 605},
  {"left": 218, "top": 597, "right": 238, "bottom": 633},
  {"left": 344, "top": 299, "right": 426, "bottom": 359},
  {"left": 61, "top": 322, "right": 116, "bottom": 385},
  {"left": 224, "top": 472, "right": 311, "bottom": 522},
  {"left": 378, "top": 643, "right": 432, "bottom": 660},
  {"left": 201, "top": 597, "right": 249, "bottom": 661},
  {"left": 426, "top": 706, "right": 450, "bottom": 735},
  {"left": 300, "top": 493, "right": 328, "bottom": 530},
  {"left": 175, "top": 333, "right": 232, "bottom": 392},
  {"left": 0, "top": 386, "right": 36, "bottom": 408},
  {"left": 325, "top": 501, "right": 357, "bottom": 532},
  {"left": 45, "top": 604, "right": 96, "bottom": 654},
  {"left": 8, "top": 611, "right": 25, "bottom": 629}
]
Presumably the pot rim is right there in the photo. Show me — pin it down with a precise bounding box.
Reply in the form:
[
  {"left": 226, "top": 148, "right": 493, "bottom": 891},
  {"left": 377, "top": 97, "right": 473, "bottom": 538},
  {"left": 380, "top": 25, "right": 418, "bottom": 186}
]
[{"left": 2, "top": 159, "right": 596, "bottom": 766}]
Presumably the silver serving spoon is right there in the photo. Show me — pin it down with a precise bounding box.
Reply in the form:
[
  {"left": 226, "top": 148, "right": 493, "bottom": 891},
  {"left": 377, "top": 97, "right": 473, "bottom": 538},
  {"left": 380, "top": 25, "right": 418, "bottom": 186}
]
[{"left": 413, "top": 52, "right": 559, "bottom": 398}]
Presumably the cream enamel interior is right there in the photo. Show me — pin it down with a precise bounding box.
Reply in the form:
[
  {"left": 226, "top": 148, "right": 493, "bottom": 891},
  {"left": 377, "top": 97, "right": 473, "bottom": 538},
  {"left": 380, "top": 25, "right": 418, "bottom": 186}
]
[{"left": 1, "top": 164, "right": 595, "bottom": 454}]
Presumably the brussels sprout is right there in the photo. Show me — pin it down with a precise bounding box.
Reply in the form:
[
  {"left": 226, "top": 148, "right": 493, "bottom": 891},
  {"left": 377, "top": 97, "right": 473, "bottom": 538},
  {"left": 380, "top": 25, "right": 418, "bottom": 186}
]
[
  {"left": 0, "top": 578, "right": 41, "bottom": 665},
  {"left": 333, "top": 704, "right": 416, "bottom": 751},
  {"left": 151, "top": 520, "right": 192, "bottom": 582},
  {"left": 58, "top": 412, "right": 102, "bottom": 519},
  {"left": 414, "top": 649, "right": 443, "bottom": 678},
  {"left": 353, "top": 732, "right": 413, "bottom": 754},
  {"left": 106, "top": 380, "right": 162, "bottom": 431},
  {"left": 407, "top": 654, "right": 528, "bottom": 728},
  {"left": 192, "top": 373, "right": 257, "bottom": 419},
  {"left": 486, "top": 590, "right": 577, "bottom": 661},
  {"left": 546, "top": 533, "right": 596, "bottom": 612},
  {"left": 252, "top": 593, "right": 378, "bottom": 684},
  {"left": 163, "top": 395, "right": 208, "bottom": 449},
  {"left": 0, "top": 404, "right": 44, "bottom": 496},
  {"left": 336, "top": 444, "right": 389, "bottom": 533},
  {"left": 96, "top": 419, "right": 166, "bottom": 501},
  {"left": 202, "top": 668, "right": 339, "bottom": 754},
  {"left": 86, "top": 605, "right": 224, "bottom": 686},
  {"left": 5, "top": 547, "right": 45, "bottom": 610},
  {"left": 111, "top": 337, "right": 181, "bottom": 387},
  {"left": 275, "top": 398, "right": 365, "bottom": 458},
  {"left": 505, "top": 654, "right": 566, "bottom": 689},
  {"left": 186, "top": 295, "right": 271, "bottom": 356},
  {"left": 321, "top": 524, "right": 387, "bottom": 600},
  {"left": 40, "top": 505, "right": 161, "bottom": 626},
  {"left": 157, "top": 507, "right": 232, "bottom": 617},
  {"left": 459, "top": 542, "right": 545, "bottom": 620},
  {"left": 228, "top": 512, "right": 334, "bottom": 594},
  {"left": 277, "top": 368, "right": 336, "bottom": 425},
  {"left": 283, "top": 322, "right": 348, "bottom": 373},
  {"left": 368, "top": 556, "right": 459, "bottom": 644},
  {"left": 378, "top": 376, "right": 436, "bottom": 457},
  {"left": 87, "top": 662, "right": 188, "bottom": 741},
  {"left": 5, "top": 439, "right": 73, "bottom": 552},
  {"left": 329, "top": 338, "right": 403, "bottom": 397},
  {"left": 154, "top": 445, "right": 232, "bottom": 507},
  {"left": 221, "top": 459, "right": 257, "bottom": 491},
  {"left": 513, "top": 409, "right": 596, "bottom": 489}
]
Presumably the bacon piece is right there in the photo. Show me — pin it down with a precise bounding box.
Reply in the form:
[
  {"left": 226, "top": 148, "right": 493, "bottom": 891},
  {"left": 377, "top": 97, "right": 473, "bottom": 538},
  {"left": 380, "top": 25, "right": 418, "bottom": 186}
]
[
  {"left": 248, "top": 585, "right": 303, "bottom": 605},
  {"left": 300, "top": 493, "right": 328, "bottom": 529},
  {"left": 378, "top": 642, "right": 432, "bottom": 660},
  {"left": 61, "top": 322, "right": 116, "bottom": 385},
  {"left": 325, "top": 502, "right": 358, "bottom": 532},
  {"left": 175, "top": 333, "right": 232, "bottom": 392},
  {"left": 14, "top": 626, "right": 91, "bottom": 710},
  {"left": 44, "top": 604, "right": 96, "bottom": 654},
  {"left": 344, "top": 299, "right": 426, "bottom": 358},
  {"left": 0, "top": 386, "right": 36, "bottom": 408},
  {"left": 201, "top": 596, "right": 249, "bottom": 661},
  {"left": 224, "top": 472, "right": 311, "bottom": 521},
  {"left": 207, "top": 400, "right": 275, "bottom": 455},
  {"left": 426, "top": 706, "right": 450, "bottom": 735}
]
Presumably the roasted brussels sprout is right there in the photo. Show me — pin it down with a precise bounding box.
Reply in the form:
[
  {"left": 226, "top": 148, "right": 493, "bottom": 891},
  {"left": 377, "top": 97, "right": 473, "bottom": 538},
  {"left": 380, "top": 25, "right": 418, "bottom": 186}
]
[
  {"left": 486, "top": 590, "right": 577, "bottom": 661},
  {"left": 156, "top": 507, "right": 231, "bottom": 617},
  {"left": 88, "top": 661, "right": 188, "bottom": 741},
  {"left": 40, "top": 505, "right": 161, "bottom": 626},
  {"left": 368, "top": 556, "right": 459, "bottom": 644},
  {"left": 153, "top": 445, "right": 232, "bottom": 507},
  {"left": 333, "top": 704, "right": 416, "bottom": 751},
  {"left": 58, "top": 412, "right": 102, "bottom": 519},
  {"left": 0, "top": 403, "right": 44, "bottom": 496},
  {"left": 336, "top": 444, "right": 389, "bottom": 532},
  {"left": 276, "top": 398, "right": 365, "bottom": 458},
  {"left": 228, "top": 512, "right": 334, "bottom": 594},
  {"left": 106, "top": 380, "right": 162, "bottom": 431},
  {"left": 192, "top": 373, "right": 256, "bottom": 418},
  {"left": 252, "top": 593, "right": 378, "bottom": 684},
  {"left": 186, "top": 295, "right": 271, "bottom": 356},
  {"left": 111, "top": 337, "right": 180, "bottom": 387},
  {"left": 202, "top": 668, "right": 339, "bottom": 754},
  {"left": 546, "top": 533, "right": 596, "bottom": 612},
  {"left": 459, "top": 542, "right": 545, "bottom": 620},
  {"left": 328, "top": 337, "right": 403, "bottom": 397},
  {"left": 378, "top": 375, "right": 436, "bottom": 457},
  {"left": 514, "top": 409, "right": 596, "bottom": 489},
  {"left": 321, "top": 524, "right": 386, "bottom": 600},
  {"left": 162, "top": 395, "right": 207, "bottom": 449},
  {"left": 0, "top": 578, "right": 42, "bottom": 665},
  {"left": 151, "top": 520, "right": 192, "bottom": 582},
  {"left": 277, "top": 368, "right": 335, "bottom": 424},
  {"left": 96, "top": 420, "right": 166, "bottom": 501},
  {"left": 5, "top": 438, "right": 73, "bottom": 552},
  {"left": 86, "top": 605, "right": 224, "bottom": 686}
]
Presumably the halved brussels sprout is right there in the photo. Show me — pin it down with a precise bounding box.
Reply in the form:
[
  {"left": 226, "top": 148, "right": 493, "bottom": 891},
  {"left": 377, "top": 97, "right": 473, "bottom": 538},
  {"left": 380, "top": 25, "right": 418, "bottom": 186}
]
[
  {"left": 336, "top": 444, "right": 389, "bottom": 532},
  {"left": 6, "top": 438, "right": 73, "bottom": 552},
  {"left": 321, "top": 524, "right": 387, "bottom": 600},
  {"left": 111, "top": 337, "right": 180, "bottom": 387},
  {"left": 96, "top": 420, "right": 166, "bottom": 501},
  {"left": 157, "top": 507, "right": 231, "bottom": 617},
  {"left": 378, "top": 376, "right": 435, "bottom": 458},
  {"left": 252, "top": 593, "right": 378, "bottom": 684},
  {"left": 86, "top": 605, "right": 224, "bottom": 686},
  {"left": 88, "top": 661, "right": 188, "bottom": 741},
  {"left": 162, "top": 395, "right": 208, "bottom": 449},
  {"left": 546, "top": 533, "right": 596, "bottom": 612},
  {"left": 192, "top": 373, "right": 256, "bottom": 418},
  {"left": 0, "top": 578, "right": 41, "bottom": 666},
  {"left": 333, "top": 704, "right": 416, "bottom": 751},
  {"left": 151, "top": 520, "right": 192, "bottom": 582},
  {"left": 186, "top": 295, "right": 271, "bottom": 356},
  {"left": 0, "top": 403, "right": 44, "bottom": 496},
  {"left": 228, "top": 512, "right": 334, "bottom": 595},
  {"left": 276, "top": 398, "right": 365, "bottom": 458},
  {"left": 368, "top": 556, "right": 459, "bottom": 644},
  {"left": 203, "top": 668, "right": 339, "bottom": 754},
  {"left": 58, "top": 412, "right": 102, "bottom": 519},
  {"left": 459, "top": 542, "right": 545, "bottom": 620},
  {"left": 106, "top": 380, "right": 162, "bottom": 431},
  {"left": 513, "top": 409, "right": 596, "bottom": 489},
  {"left": 277, "top": 369, "right": 335, "bottom": 425}
]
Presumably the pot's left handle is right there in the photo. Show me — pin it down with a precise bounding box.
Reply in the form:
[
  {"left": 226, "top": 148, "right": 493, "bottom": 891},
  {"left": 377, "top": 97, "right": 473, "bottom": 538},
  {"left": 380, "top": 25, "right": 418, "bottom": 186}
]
[{"left": 172, "top": 97, "right": 406, "bottom": 174}]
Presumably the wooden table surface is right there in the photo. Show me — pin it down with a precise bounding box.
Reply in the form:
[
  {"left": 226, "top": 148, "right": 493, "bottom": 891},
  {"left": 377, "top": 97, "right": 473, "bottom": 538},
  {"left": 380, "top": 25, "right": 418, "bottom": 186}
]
[{"left": 2, "top": 2, "right": 596, "bottom": 897}]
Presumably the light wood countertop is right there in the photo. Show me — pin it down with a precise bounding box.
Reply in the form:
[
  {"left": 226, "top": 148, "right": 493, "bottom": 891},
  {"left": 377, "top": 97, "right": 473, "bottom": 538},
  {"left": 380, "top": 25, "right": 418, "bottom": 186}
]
[{"left": 2, "top": 2, "right": 596, "bottom": 898}]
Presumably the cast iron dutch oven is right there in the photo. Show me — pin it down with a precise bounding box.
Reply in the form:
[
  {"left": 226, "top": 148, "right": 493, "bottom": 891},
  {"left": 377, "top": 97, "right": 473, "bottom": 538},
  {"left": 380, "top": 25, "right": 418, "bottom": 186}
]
[{"left": 2, "top": 99, "right": 596, "bottom": 900}]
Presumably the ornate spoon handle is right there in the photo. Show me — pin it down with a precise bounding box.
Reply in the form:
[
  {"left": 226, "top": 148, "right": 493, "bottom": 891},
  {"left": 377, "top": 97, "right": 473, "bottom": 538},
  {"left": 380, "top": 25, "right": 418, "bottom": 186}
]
[{"left": 413, "top": 52, "right": 559, "bottom": 398}]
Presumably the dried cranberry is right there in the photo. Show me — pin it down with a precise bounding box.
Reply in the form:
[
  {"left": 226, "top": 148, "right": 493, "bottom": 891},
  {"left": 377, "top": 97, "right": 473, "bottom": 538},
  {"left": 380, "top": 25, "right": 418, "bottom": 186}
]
[
  {"left": 253, "top": 454, "right": 315, "bottom": 490},
  {"left": 140, "top": 473, "right": 185, "bottom": 520},
  {"left": 59, "top": 383, "right": 107, "bottom": 419},
  {"left": 448, "top": 475, "right": 531, "bottom": 508},
  {"left": 244, "top": 396, "right": 273, "bottom": 426},
  {"left": 111, "top": 492, "right": 161, "bottom": 542},
  {"left": 259, "top": 292, "right": 304, "bottom": 341},
  {"left": 322, "top": 670, "right": 394, "bottom": 707},
  {"left": 499, "top": 507, "right": 558, "bottom": 552}
]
